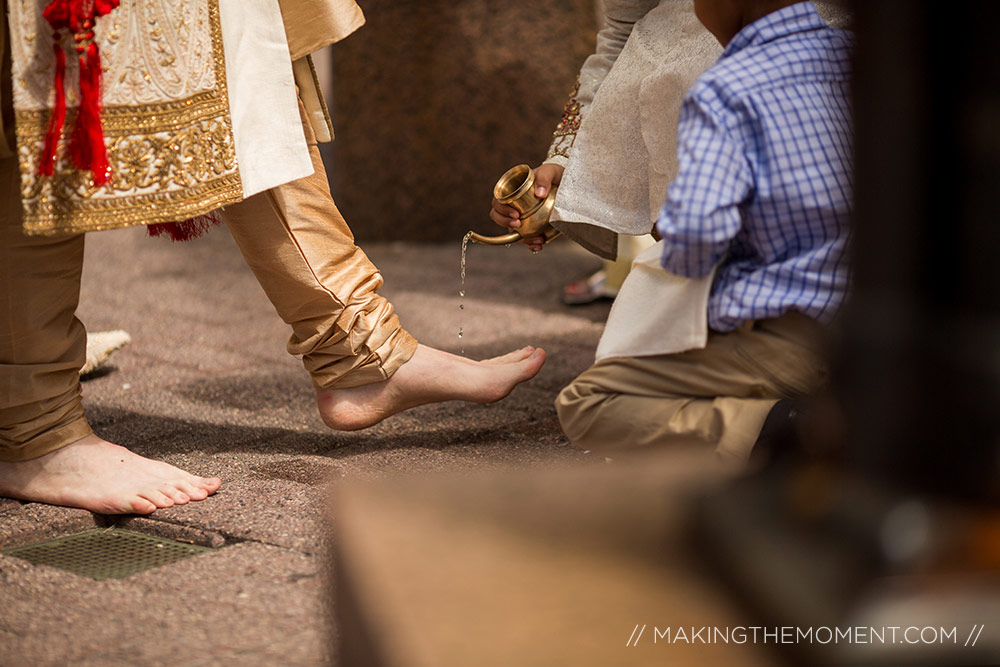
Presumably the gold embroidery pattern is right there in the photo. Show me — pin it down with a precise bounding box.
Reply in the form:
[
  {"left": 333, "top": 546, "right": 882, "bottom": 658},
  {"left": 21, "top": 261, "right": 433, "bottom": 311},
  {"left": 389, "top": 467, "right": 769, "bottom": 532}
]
[
  {"left": 17, "top": 116, "right": 238, "bottom": 231},
  {"left": 10, "top": 1, "right": 218, "bottom": 110},
  {"left": 548, "top": 80, "right": 583, "bottom": 160},
  {"left": 12, "top": 0, "right": 242, "bottom": 236}
]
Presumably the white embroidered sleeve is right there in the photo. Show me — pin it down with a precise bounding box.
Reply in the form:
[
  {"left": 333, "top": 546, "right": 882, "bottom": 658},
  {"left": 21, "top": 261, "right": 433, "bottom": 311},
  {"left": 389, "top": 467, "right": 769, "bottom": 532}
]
[{"left": 545, "top": 0, "right": 660, "bottom": 164}]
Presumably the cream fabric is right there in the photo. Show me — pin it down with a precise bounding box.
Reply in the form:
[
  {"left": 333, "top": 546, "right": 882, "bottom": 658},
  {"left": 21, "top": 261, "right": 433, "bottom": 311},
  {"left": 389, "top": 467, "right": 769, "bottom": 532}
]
[
  {"left": 556, "top": 1, "right": 721, "bottom": 360},
  {"left": 293, "top": 56, "right": 334, "bottom": 143},
  {"left": 556, "top": 1, "right": 852, "bottom": 360},
  {"left": 544, "top": 0, "right": 660, "bottom": 172},
  {"left": 8, "top": 0, "right": 244, "bottom": 235},
  {"left": 10, "top": 1, "right": 220, "bottom": 111},
  {"left": 81, "top": 331, "right": 132, "bottom": 376},
  {"left": 596, "top": 240, "right": 715, "bottom": 361},
  {"left": 279, "top": 0, "right": 366, "bottom": 144},
  {"left": 6, "top": 0, "right": 322, "bottom": 228},
  {"left": 549, "top": 1, "right": 721, "bottom": 259},
  {"left": 220, "top": 0, "right": 313, "bottom": 198}
]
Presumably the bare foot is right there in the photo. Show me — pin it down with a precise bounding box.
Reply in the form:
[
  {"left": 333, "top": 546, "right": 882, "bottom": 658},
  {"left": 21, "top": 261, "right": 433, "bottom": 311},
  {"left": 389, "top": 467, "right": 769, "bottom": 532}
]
[
  {"left": 0, "top": 434, "right": 221, "bottom": 514},
  {"left": 316, "top": 344, "right": 546, "bottom": 431}
]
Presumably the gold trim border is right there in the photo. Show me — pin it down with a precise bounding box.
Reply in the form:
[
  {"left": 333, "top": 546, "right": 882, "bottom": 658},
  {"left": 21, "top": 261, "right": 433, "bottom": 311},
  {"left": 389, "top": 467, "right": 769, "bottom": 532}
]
[{"left": 17, "top": 90, "right": 229, "bottom": 136}]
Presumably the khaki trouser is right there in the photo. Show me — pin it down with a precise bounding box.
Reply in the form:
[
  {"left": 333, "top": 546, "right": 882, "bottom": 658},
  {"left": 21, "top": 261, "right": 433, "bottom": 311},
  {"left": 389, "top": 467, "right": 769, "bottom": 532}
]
[
  {"left": 0, "top": 101, "right": 416, "bottom": 463},
  {"left": 555, "top": 312, "right": 828, "bottom": 463}
]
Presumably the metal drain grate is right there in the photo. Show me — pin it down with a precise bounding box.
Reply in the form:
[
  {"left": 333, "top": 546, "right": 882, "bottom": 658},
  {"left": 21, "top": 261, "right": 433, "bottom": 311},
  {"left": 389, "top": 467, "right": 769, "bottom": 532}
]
[{"left": 1, "top": 528, "right": 211, "bottom": 580}]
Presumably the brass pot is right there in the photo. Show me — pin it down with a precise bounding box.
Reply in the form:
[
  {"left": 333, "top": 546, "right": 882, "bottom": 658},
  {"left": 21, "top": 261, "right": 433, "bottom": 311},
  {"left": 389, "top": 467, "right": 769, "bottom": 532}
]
[{"left": 468, "top": 164, "right": 561, "bottom": 245}]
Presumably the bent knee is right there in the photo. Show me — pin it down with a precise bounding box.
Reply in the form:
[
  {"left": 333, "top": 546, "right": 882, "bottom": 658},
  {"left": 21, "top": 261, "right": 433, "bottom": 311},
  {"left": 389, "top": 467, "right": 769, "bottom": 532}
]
[{"left": 555, "top": 379, "right": 615, "bottom": 447}]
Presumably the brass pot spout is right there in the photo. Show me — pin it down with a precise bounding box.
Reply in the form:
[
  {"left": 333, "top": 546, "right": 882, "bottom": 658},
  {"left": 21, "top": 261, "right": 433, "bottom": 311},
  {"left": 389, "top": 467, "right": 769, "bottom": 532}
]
[
  {"left": 467, "top": 226, "right": 562, "bottom": 246},
  {"left": 468, "top": 230, "right": 522, "bottom": 245},
  {"left": 468, "top": 164, "right": 561, "bottom": 246}
]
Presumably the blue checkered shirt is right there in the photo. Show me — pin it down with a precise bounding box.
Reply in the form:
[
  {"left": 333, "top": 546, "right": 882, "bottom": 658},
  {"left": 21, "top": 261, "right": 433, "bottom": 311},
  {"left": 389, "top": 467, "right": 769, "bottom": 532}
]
[{"left": 656, "top": 2, "right": 853, "bottom": 332}]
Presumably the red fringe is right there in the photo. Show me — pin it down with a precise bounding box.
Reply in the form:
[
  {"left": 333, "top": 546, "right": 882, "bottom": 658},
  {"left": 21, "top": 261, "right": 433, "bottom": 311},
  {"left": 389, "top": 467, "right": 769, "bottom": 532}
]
[
  {"left": 38, "top": 41, "right": 67, "bottom": 177},
  {"left": 147, "top": 210, "right": 224, "bottom": 242}
]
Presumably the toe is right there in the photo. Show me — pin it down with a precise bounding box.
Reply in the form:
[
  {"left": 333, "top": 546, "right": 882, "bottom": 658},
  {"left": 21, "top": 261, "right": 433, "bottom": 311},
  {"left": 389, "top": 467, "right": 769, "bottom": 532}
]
[
  {"left": 139, "top": 489, "right": 175, "bottom": 509},
  {"left": 129, "top": 497, "right": 158, "bottom": 514},
  {"left": 519, "top": 348, "right": 546, "bottom": 377},
  {"left": 177, "top": 480, "right": 207, "bottom": 500},
  {"left": 188, "top": 488, "right": 208, "bottom": 500},
  {"left": 163, "top": 486, "right": 191, "bottom": 505},
  {"left": 178, "top": 476, "right": 220, "bottom": 500},
  {"left": 483, "top": 347, "right": 534, "bottom": 365},
  {"left": 199, "top": 476, "right": 222, "bottom": 494}
]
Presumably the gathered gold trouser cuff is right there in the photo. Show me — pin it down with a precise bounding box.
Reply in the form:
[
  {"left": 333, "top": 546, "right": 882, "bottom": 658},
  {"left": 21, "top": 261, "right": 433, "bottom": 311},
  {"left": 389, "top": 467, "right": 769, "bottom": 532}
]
[
  {"left": 221, "top": 101, "right": 417, "bottom": 390},
  {"left": 555, "top": 312, "right": 828, "bottom": 464}
]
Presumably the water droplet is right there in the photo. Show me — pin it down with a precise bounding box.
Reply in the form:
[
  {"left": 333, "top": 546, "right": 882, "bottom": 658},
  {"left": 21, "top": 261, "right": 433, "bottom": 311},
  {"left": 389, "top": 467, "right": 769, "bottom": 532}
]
[{"left": 460, "top": 234, "right": 471, "bottom": 355}]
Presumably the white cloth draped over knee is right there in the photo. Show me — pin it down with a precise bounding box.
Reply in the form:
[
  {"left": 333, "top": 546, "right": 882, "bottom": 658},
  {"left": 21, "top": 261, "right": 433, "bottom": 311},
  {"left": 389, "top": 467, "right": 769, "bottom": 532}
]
[{"left": 596, "top": 240, "right": 716, "bottom": 362}]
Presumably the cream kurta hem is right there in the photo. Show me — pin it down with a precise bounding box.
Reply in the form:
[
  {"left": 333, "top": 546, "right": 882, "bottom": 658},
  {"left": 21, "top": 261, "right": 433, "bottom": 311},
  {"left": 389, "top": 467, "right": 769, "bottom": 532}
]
[
  {"left": 219, "top": 0, "right": 312, "bottom": 199},
  {"left": 549, "top": 1, "right": 721, "bottom": 260},
  {"left": 10, "top": 0, "right": 243, "bottom": 236},
  {"left": 8, "top": 0, "right": 323, "bottom": 236}
]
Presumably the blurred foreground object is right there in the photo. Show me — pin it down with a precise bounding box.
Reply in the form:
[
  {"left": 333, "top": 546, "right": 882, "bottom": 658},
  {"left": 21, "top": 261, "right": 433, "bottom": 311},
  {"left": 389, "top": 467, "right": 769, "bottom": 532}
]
[
  {"left": 332, "top": 457, "right": 775, "bottom": 667},
  {"left": 839, "top": 0, "right": 999, "bottom": 503},
  {"left": 698, "top": 1, "right": 1000, "bottom": 665}
]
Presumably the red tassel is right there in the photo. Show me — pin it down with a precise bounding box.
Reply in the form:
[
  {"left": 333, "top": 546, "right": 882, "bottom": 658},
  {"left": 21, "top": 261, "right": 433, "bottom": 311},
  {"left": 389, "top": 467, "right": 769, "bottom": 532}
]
[
  {"left": 69, "top": 40, "right": 109, "bottom": 184},
  {"left": 38, "top": 40, "right": 67, "bottom": 177},
  {"left": 39, "top": 0, "right": 119, "bottom": 184},
  {"left": 41, "top": 0, "right": 72, "bottom": 30}
]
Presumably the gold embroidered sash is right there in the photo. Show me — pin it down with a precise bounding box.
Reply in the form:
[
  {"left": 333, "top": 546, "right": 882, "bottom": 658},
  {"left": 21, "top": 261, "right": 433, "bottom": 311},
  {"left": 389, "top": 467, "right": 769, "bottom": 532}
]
[{"left": 9, "top": 0, "right": 242, "bottom": 235}]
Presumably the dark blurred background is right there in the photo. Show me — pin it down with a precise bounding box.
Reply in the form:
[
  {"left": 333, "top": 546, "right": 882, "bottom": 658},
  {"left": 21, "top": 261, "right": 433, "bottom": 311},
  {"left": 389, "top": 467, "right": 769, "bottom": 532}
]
[{"left": 321, "top": 0, "right": 599, "bottom": 242}]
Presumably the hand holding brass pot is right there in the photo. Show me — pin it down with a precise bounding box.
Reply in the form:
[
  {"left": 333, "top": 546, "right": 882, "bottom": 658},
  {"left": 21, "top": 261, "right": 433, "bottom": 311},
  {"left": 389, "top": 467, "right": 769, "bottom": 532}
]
[{"left": 469, "top": 164, "right": 561, "bottom": 246}]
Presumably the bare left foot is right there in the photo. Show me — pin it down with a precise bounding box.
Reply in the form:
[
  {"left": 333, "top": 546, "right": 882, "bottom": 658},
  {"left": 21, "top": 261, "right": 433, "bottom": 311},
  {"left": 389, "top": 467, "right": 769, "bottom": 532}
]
[
  {"left": 316, "top": 344, "right": 546, "bottom": 431},
  {"left": 0, "top": 434, "right": 221, "bottom": 514}
]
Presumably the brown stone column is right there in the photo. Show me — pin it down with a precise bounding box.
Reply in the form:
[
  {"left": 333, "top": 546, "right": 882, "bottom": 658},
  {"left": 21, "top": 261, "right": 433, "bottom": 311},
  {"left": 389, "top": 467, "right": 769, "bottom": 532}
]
[{"left": 327, "top": 0, "right": 598, "bottom": 242}]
